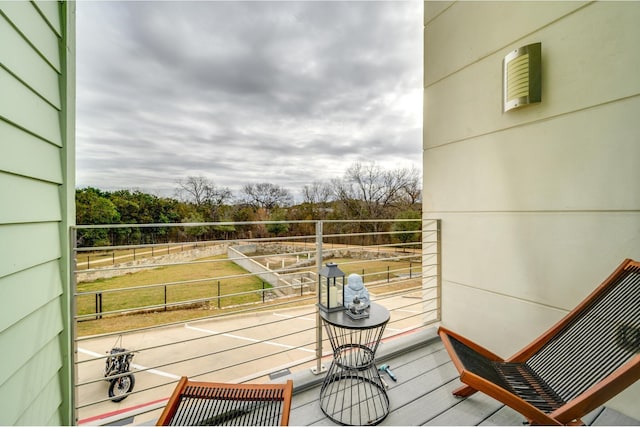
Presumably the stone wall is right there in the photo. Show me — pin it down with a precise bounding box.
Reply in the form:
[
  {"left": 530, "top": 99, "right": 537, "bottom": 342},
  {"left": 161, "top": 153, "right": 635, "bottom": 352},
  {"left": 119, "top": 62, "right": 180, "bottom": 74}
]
[
  {"left": 76, "top": 244, "right": 229, "bottom": 283},
  {"left": 76, "top": 242, "right": 414, "bottom": 287}
]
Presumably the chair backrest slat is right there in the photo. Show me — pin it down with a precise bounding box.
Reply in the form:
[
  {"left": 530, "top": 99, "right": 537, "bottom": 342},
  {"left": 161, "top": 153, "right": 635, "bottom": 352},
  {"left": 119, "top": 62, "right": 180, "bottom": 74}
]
[
  {"left": 158, "top": 379, "right": 293, "bottom": 426},
  {"left": 527, "top": 265, "right": 640, "bottom": 402}
]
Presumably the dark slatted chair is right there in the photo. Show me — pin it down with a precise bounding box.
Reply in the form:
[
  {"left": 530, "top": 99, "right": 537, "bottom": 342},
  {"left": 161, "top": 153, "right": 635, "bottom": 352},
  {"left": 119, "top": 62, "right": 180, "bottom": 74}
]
[
  {"left": 439, "top": 258, "right": 640, "bottom": 425},
  {"left": 156, "top": 377, "right": 293, "bottom": 426}
]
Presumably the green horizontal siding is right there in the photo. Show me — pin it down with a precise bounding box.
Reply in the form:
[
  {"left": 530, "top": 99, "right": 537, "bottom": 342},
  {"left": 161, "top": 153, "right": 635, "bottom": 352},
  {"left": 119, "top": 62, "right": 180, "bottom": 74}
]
[
  {"left": 0, "top": 298, "right": 64, "bottom": 387},
  {"left": 0, "top": 1, "right": 73, "bottom": 423},
  {"left": 15, "top": 374, "right": 63, "bottom": 425},
  {"left": 0, "top": 261, "right": 63, "bottom": 333},
  {"left": 0, "top": 1, "right": 61, "bottom": 71},
  {"left": 0, "top": 13, "right": 61, "bottom": 108},
  {"left": 33, "top": 0, "right": 62, "bottom": 37},
  {"left": 0, "top": 67, "right": 62, "bottom": 145},
  {"left": 0, "top": 223, "right": 62, "bottom": 279},
  {"left": 0, "top": 121, "right": 62, "bottom": 184},
  {"left": 0, "top": 173, "right": 62, "bottom": 224},
  {"left": 0, "top": 337, "right": 63, "bottom": 425},
  {"left": 46, "top": 411, "right": 63, "bottom": 427}
]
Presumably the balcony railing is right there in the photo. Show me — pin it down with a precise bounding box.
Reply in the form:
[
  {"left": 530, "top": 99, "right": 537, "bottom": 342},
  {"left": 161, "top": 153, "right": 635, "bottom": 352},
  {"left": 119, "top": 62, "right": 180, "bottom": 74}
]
[{"left": 71, "top": 219, "right": 440, "bottom": 425}]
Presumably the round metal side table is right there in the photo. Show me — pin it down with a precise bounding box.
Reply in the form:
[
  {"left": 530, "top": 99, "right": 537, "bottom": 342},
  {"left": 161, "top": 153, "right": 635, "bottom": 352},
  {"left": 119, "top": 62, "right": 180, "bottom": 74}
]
[{"left": 319, "top": 302, "right": 390, "bottom": 426}]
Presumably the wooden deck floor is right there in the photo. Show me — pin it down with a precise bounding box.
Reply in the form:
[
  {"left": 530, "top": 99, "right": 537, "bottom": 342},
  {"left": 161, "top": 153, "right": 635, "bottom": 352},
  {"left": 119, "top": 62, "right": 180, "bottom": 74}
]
[{"left": 287, "top": 332, "right": 639, "bottom": 426}]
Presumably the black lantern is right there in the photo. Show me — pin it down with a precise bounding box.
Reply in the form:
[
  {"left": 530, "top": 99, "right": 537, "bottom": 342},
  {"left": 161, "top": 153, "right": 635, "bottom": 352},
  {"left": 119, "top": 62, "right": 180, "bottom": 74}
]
[{"left": 318, "top": 262, "right": 345, "bottom": 312}]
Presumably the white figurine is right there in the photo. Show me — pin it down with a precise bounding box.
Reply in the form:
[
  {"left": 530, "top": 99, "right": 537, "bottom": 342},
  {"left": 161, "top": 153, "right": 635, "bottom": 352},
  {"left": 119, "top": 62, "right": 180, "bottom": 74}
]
[{"left": 344, "top": 273, "right": 370, "bottom": 309}]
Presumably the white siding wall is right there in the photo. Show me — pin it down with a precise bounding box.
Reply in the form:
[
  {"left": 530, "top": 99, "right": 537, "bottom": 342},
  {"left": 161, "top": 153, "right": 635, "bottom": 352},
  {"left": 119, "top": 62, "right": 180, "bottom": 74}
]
[
  {"left": 423, "top": 1, "right": 640, "bottom": 418},
  {"left": 0, "top": 1, "right": 74, "bottom": 424}
]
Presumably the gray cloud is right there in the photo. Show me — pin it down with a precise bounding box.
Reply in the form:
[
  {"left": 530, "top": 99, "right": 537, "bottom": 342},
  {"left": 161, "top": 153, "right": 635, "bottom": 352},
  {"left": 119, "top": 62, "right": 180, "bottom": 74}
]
[{"left": 76, "top": 1, "right": 423, "bottom": 201}]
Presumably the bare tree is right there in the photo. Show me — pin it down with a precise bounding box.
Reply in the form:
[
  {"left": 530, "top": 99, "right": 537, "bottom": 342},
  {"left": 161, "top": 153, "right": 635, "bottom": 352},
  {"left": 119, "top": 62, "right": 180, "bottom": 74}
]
[
  {"left": 175, "top": 176, "right": 204, "bottom": 205},
  {"left": 302, "top": 181, "right": 333, "bottom": 205},
  {"left": 175, "top": 176, "right": 232, "bottom": 221},
  {"left": 298, "top": 181, "right": 334, "bottom": 220},
  {"left": 176, "top": 176, "right": 231, "bottom": 205},
  {"left": 399, "top": 167, "right": 422, "bottom": 206},
  {"left": 331, "top": 162, "right": 421, "bottom": 219},
  {"left": 242, "top": 182, "right": 293, "bottom": 210}
]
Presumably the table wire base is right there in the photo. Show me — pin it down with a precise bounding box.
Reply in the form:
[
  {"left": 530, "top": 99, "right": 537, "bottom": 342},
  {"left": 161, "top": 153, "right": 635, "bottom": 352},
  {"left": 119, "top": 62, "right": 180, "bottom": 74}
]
[
  {"left": 320, "top": 361, "right": 389, "bottom": 425},
  {"left": 320, "top": 315, "right": 390, "bottom": 426}
]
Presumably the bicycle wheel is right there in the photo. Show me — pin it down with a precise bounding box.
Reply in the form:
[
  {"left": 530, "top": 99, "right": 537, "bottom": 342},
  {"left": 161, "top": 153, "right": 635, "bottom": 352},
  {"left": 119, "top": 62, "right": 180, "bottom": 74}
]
[{"left": 108, "top": 374, "right": 135, "bottom": 402}]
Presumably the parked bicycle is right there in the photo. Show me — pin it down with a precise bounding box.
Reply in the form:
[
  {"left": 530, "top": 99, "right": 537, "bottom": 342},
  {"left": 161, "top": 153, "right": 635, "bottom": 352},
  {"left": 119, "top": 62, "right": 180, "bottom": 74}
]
[{"left": 104, "top": 340, "right": 135, "bottom": 402}]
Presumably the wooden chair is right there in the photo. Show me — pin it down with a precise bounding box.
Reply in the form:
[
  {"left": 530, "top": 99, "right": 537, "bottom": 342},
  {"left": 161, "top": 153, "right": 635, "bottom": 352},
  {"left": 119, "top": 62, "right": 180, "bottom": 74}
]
[
  {"left": 156, "top": 377, "right": 293, "bottom": 426},
  {"left": 439, "top": 258, "right": 640, "bottom": 426}
]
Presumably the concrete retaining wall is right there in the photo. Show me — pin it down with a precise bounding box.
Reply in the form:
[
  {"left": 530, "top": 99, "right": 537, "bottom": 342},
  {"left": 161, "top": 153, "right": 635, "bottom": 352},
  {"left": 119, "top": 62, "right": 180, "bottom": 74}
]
[
  {"left": 77, "top": 244, "right": 229, "bottom": 283},
  {"left": 228, "top": 245, "right": 315, "bottom": 297}
]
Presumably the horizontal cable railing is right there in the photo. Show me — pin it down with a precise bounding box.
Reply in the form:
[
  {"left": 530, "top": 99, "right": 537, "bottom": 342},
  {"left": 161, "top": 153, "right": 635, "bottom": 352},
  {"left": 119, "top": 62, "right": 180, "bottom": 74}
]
[{"left": 71, "top": 219, "right": 440, "bottom": 425}]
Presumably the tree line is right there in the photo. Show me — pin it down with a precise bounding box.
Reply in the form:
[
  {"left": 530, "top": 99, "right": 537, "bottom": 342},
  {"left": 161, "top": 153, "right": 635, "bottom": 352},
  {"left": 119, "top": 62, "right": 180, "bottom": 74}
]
[{"left": 76, "top": 162, "right": 422, "bottom": 247}]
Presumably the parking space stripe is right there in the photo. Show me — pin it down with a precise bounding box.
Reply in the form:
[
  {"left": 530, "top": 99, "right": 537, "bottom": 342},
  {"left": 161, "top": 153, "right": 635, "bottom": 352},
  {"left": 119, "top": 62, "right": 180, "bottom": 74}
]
[
  {"left": 272, "top": 313, "right": 315, "bottom": 321},
  {"left": 77, "top": 348, "right": 181, "bottom": 379},
  {"left": 185, "top": 324, "right": 315, "bottom": 353}
]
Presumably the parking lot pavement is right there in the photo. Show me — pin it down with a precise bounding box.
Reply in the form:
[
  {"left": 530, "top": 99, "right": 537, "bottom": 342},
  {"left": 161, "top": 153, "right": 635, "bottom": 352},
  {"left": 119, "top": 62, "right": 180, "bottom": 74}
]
[{"left": 76, "top": 296, "right": 430, "bottom": 424}]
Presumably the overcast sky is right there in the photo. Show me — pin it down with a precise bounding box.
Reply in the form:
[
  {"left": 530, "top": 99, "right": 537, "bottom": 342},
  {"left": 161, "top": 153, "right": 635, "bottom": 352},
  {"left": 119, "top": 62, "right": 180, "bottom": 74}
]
[{"left": 76, "top": 1, "right": 423, "bottom": 201}]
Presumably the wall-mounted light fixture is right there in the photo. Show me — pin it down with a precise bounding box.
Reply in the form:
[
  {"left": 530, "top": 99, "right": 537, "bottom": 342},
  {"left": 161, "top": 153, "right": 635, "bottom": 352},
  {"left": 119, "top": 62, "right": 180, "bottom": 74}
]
[{"left": 503, "top": 42, "right": 541, "bottom": 112}]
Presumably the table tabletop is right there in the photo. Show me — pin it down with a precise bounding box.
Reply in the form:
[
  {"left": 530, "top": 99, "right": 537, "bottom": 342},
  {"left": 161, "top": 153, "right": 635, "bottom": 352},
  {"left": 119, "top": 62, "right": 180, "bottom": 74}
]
[{"left": 319, "top": 302, "right": 390, "bottom": 330}]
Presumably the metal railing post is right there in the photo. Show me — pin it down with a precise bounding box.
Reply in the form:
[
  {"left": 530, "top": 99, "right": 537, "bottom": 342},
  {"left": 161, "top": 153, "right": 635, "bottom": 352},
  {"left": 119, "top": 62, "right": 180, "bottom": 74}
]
[
  {"left": 95, "top": 293, "right": 103, "bottom": 319},
  {"left": 312, "top": 220, "right": 326, "bottom": 374}
]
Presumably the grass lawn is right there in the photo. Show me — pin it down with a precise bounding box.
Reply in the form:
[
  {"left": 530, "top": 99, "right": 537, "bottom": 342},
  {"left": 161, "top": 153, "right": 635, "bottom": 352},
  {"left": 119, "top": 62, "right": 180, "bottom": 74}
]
[
  {"left": 328, "top": 257, "right": 421, "bottom": 282},
  {"left": 76, "top": 255, "right": 264, "bottom": 320},
  {"left": 76, "top": 255, "right": 421, "bottom": 336}
]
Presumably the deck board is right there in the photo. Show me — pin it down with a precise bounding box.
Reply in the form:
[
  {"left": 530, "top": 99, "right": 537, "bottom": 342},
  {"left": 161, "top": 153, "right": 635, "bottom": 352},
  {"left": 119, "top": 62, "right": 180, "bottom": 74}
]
[
  {"left": 288, "top": 336, "right": 639, "bottom": 426},
  {"left": 478, "top": 405, "right": 528, "bottom": 426},
  {"left": 426, "top": 391, "right": 506, "bottom": 426},
  {"left": 591, "top": 407, "right": 640, "bottom": 426}
]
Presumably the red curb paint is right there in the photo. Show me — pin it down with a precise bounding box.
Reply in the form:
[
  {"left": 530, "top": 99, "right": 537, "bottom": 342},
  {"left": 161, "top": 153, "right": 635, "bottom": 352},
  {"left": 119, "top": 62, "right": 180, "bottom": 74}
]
[{"left": 78, "top": 397, "right": 168, "bottom": 425}]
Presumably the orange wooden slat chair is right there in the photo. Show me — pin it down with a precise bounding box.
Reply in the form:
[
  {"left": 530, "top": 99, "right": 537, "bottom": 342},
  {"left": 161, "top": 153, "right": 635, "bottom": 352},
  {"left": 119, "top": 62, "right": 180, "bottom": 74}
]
[
  {"left": 156, "top": 377, "right": 293, "bottom": 426},
  {"left": 439, "top": 258, "right": 640, "bottom": 425}
]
